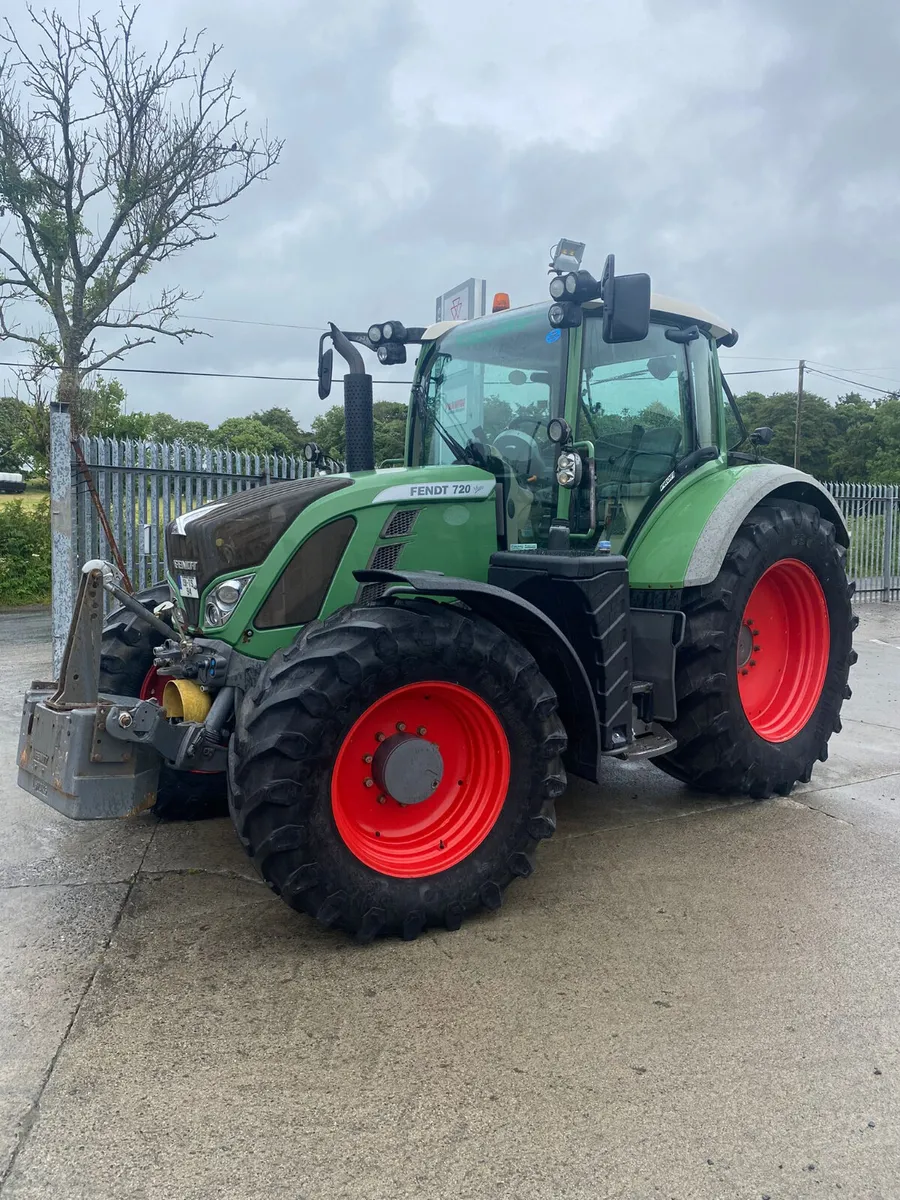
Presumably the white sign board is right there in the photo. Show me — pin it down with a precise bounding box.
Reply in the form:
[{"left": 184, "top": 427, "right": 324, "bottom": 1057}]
[{"left": 435, "top": 278, "right": 486, "bottom": 323}]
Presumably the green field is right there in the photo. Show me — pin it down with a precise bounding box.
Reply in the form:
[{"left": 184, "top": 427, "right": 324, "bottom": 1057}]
[{"left": 0, "top": 484, "right": 49, "bottom": 511}]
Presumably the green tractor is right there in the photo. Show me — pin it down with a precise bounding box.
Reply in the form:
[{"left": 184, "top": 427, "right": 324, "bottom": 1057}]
[{"left": 18, "top": 242, "right": 857, "bottom": 941}]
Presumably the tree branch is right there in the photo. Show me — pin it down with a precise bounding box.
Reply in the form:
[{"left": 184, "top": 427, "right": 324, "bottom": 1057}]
[{"left": 0, "top": 2, "right": 281, "bottom": 391}]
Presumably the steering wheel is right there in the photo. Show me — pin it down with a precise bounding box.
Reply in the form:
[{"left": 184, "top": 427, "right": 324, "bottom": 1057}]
[
  {"left": 491, "top": 427, "right": 545, "bottom": 479},
  {"left": 506, "top": 416, "right": 548, "bottom": 439}
]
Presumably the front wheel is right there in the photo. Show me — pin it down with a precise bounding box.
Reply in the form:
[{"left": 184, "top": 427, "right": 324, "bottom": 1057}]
[
  {"left": 654, "top": 499, "right": 858, "bottom": 798},
  {"left": 228, "top": 603, "right": 567, "bottom": 941}
]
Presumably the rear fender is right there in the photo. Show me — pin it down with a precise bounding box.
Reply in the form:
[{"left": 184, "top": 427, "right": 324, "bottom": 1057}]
[
  {"left": 356, "top": 569, "right": 602, "bottom": 782},
  {"left": 628, "top": 464, "right": 849, "bottom": 589}
]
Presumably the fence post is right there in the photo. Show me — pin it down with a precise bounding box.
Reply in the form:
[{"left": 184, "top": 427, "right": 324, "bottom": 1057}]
[
  {"left": 49, "top": 402, "right": 75, "bottom": 677},
  {"left": 883, "top": 488, "right": 894, "bottom": 602}
]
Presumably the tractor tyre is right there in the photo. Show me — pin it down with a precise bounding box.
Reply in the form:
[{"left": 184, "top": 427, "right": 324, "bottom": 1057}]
[
  {"left": 653, "top": 499, "right": 858, "bottom": 798},
  {"left": 98, "top": 583, "right": 228, "bottom": 821},
  {"left": 228, "top": 602, "right": 567, "bottom": 941}
]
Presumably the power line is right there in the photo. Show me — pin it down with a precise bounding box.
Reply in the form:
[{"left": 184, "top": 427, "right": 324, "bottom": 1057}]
[
  {"left": 123, "top": 311, "right": 326, "bottom": 333},
  {"left": 0, "top": 360, "right": 413, "bottom": 384},
  {"left": 723, "top": 367, "right": 796, "bottom": 376},
  {"left": 805, "top": 367, "right": 898, "bottom": 396}
]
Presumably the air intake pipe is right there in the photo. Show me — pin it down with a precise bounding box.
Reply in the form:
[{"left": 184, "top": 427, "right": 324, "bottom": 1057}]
[{"left": 329, "top": 322, "right": 375, "bottom": 473}]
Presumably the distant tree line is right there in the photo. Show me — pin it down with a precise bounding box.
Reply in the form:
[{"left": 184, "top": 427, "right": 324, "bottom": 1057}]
[
  {"left": 733, "top": 389, "right": 900, "bottom": 483},
  {"left": 0, "top": 377, "right": 409, "bottom": 474},
  {"left": 2, "top": 376, "right": 899, "bottom": 484}
]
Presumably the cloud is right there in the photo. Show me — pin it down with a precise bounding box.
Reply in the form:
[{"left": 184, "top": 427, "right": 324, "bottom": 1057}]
[{"left": 2, "top": 0, "right": 899, "bottom": 420}]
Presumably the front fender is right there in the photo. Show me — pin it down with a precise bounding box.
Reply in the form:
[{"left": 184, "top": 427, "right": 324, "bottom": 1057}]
[
  {"left": 355, "top": 568, "right": 602, "bottom": 782},
  {"left": 628, "top": 463, "right": 849, "bottom": 589}
]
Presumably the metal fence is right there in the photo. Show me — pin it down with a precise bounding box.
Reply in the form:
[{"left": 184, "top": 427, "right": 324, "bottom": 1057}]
[
  {"left": 66, "top": 443, "right": 898, "bottom": 606},
  {"left": 824, "top": 482, "right": 900, "bottom": 602},
  {"left": 71, "top": 436, "right": 316, "bottom": 600}
]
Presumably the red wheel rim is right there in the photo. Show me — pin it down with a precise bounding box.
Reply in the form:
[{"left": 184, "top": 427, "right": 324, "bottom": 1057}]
[
  {"left": 737, "top": 558, "right": 830, "bottom": 743},
  {"left": 140, "top": 666, "right": 167, "bottom": 704},
  {"left": 331, "top": 681, "right": 510, "bottom": 878}
]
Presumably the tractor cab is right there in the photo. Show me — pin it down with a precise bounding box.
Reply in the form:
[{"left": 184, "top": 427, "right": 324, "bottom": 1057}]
[{"left": 405, "top": 287, "right": 738, "bottom": 555}]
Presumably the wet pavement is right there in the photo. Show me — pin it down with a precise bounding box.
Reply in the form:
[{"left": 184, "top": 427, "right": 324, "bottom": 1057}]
[{"left": 1, "top": 605, "right": 900, "bottom": 1199}]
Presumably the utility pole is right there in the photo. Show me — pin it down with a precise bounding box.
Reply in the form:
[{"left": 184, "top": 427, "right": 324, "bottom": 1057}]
[
  {"left": 49, "top": 401, "right": 75, "bottom": 678},
  {"left": 793, "top": 359, "right": 805, "bottom": 470}
]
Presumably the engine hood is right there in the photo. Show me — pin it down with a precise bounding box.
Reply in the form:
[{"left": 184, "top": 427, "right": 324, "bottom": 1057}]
[{"left": 165, "top": 474, "right": 354, "bottom": 623}]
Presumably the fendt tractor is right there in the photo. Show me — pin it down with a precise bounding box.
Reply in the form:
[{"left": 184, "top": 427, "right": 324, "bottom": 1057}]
[{"left": 18, "top": 241, "right": 857, "bottom": 941}]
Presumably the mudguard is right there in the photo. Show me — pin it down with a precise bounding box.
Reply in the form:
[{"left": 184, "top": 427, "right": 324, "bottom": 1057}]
[{"left": 627, "top": 463, "right": 849, "bottom": 590}]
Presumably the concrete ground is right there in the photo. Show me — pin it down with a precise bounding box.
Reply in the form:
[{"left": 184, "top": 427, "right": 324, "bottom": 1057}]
[{"left": 1, "top": 608, "right": 900, "bottom": 1200}]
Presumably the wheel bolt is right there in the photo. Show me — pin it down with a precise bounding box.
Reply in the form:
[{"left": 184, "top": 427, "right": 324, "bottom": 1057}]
[
  {"left": 377, "top": 794, "right": 387, "bottom": 804},
  {"left": 375, "top": 732, "right": 385, "bottom": 742},
  {"left": 396, "top": 722, "right": 406, "bottom": 732},
  {"left": 364, "top": 777, "right": 374, "bottom": 788},
  {"left": 741, "top": 668, "right": 749, "bottom": 676},
  {"left": 363, "top": 754, "right": 373, "bottom": 764},
  {"left": 749, "top": 659, "right": 757, "bottom": 667},
  {"left": 417, "top": 726, "right": 427, "bottom": 736}
]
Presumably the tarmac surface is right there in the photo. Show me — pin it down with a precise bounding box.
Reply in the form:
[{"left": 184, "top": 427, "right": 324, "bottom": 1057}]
[{"left": 1, "top": 605, "right": 899, "bottom": 1199}]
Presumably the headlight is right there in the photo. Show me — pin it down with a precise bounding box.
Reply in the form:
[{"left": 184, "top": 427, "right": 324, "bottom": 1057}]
[
  {"left": 205, "top": 574, "right": 254, "bottom": 626},
  {"left": 556, "top": 450, "right": 583, "bottom": 489},
  {"left": 214, "top": 579, "right": 244, "bottom": 606}
]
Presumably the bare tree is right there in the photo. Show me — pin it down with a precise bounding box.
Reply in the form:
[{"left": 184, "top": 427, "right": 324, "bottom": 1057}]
[
  {"left": 0, "top": 4, "right": 281, "bottom": 668},
  {"left": 0, "top": 4, "right": 282, "bottom": 399}
]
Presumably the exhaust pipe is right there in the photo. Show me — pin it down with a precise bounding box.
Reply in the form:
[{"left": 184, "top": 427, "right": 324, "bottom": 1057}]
[{"left": 329, "top": 323, "right": 375, "bottom": 473}]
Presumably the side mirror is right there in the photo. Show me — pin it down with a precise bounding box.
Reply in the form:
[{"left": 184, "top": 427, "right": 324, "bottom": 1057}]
[
  {"left": 750, "top": 426, "right": 775, "bottom": 446},
  {"left": 317, "top": 345, "right": 333, "bottom": 401},
  {"left": 601, "top": 254, "right": 651, "bottom": 344}
]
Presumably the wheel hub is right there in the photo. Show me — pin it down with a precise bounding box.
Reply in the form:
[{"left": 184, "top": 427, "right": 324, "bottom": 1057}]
[{"left": 372, "top": 733, "right": 444, "bottom": 805}]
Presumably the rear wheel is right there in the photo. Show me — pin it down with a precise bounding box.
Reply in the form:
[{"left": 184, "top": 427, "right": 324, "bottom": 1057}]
[
  {"left": 99, "top": 584, "right": 228, "bottom": 821},
  {"left": 654, "top": 500, "right": 858, "bottom": 797},
  {"left": 228, "top": 603, "right": 567, "bottom": 941}
]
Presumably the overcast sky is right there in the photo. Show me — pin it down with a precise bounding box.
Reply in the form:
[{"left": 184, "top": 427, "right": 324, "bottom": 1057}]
[{"left": 2, "top": 0, "right": 899, "bottom": 424}]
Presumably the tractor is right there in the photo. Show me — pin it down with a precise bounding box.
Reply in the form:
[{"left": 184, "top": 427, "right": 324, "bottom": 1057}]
[{"left": 17, "top": 242, "right": 857, "bottom": 941}]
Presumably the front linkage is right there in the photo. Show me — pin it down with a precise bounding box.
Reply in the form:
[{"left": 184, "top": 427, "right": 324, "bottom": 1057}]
[{"left": 17, "top": 561, "right": 245, "bottom": 819}]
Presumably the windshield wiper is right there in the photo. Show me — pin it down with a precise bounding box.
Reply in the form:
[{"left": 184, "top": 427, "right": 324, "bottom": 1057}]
[{"left": 413, "top": 383, "right": 484, "bottom": 467}]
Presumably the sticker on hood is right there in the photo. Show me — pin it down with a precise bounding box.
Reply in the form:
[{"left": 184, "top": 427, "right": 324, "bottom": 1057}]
[{"left": 372, "top": 481, "right": 496, "bottom": 505}]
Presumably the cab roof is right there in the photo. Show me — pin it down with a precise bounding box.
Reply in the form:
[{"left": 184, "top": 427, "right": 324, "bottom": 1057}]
[{"left": 423, "top": 294, "right": 734, "bottom": 343}]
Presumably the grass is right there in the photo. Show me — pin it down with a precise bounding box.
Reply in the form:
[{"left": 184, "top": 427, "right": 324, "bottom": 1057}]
[{"left": 0, "top": 482, "right": 49, "bottom": 511}]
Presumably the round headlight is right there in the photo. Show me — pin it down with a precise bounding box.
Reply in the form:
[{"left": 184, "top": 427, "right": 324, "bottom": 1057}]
[
  {"left": 564, "top": 273, "right": 578, "bottom": 294},
  {"left": 547, "top": 417, "right": 570, "bottom": 445},
  {"left": 367, "top": 324, "right": 382, "bottom": 343},
  {"left": 382, "top": 322, "right": 394, "bottom": 340},
  {"left": 377, "top": 344, "right": 390, "bottom": 363},
  {"left": 549, "top": 275, "right": 566, "bottom": 300},
  {"left": 548, "top": 302, "right": 567, "bottom": 328},
  {"left": 214, "top": 579, "right": 243, "bottom": 606},
  {"left": 205, "top": 602, "right": 223, "bottom": 627}
]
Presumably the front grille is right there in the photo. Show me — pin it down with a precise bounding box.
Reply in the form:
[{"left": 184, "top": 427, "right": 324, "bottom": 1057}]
[
  {"left": 381, "top": 508, "right": 419, "bottom": 538},
  {"left": 358, "top": 582, "right": 389, "bottom": 606},
  {"left": 356, "top": 541, "right": 404, "bottom": 605},
  {"left": 370, "top": 542, "right": 403, "bottom": 572}
]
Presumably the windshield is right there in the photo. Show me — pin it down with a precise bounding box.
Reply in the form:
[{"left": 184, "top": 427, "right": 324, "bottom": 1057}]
[{"left": 411, "top": 306, "right": 567, "bottom": 469}]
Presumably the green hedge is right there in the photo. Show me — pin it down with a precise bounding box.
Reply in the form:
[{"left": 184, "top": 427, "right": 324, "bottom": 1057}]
[{"left": 0, "top": 500, "right": 51, "bottom": 605}]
